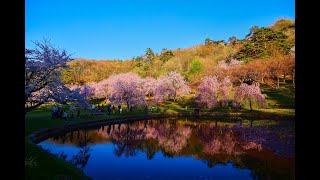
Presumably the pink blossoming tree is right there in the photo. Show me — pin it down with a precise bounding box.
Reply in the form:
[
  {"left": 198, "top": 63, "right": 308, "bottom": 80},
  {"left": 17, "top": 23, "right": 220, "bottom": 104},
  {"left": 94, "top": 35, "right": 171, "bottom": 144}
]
[
  {"left": 195, "top": 76, "right": 233, "bottom": 108},
  {"left": 25, "top": 40, "right": 89, "bottom": 114},
  {"left": 154, "top": 71, "right": 190, "bottom": 102},
  {"left": 108, "top": 72, "right": 146, "bottom": 110},
  {"left": 93, "top": 79, "right": 113, "bottom": 99},
  {"left": 80, "top": 83, "right": 96, "bottom": 100},
  {"left": 141, "top": 77, "right": 157, "bottom": 97},
  {"left": 234, "top": 82, "right": 266, "bottom": 110}
]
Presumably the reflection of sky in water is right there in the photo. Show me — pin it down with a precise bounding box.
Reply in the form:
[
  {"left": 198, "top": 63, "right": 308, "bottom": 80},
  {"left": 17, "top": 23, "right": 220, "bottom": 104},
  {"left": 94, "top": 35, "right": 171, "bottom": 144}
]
[{"left": 38, "top": 142, "right": 252, "bottom": 180}]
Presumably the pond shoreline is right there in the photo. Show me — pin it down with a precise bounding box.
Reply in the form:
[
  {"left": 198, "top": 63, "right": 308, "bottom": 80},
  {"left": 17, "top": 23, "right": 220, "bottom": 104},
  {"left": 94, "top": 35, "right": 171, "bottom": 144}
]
[
  {"left": 27, "top": 112, "right": 294, "bottom": 142},
  {"left": 27, "top": 112, "right": 295, "bottom": 160}
]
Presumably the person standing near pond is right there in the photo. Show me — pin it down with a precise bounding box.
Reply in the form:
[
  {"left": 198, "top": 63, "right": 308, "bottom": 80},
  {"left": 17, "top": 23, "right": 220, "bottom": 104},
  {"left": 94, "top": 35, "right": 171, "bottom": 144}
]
[
  {"left": 51, "top": 106, "right": 58, "bottom": 119},
  {"left": 69, "top": 105, "right": 75, "bottom": 120},
  {"left": 62, "top": 110, "right": 68, "bottom": 122},
  {"left": 118, "top": 104, "right": 121, "bottom": 114},
  {"left": 111, "top": 105, "right": 114, "bottom": 114},
  {"left": 59, "top": 109, "right": 63, "bottom": 119},
  {"left": 70, "top": 111, "right": 74, "bottom": 120},
  {"left": 107, "top": 105, "right": 111, "bottom": 115},
  {"left": 91, "top": 104, "right": 95, "bottom": 114},
  {"left": 101, "top": 104, "right": 104, "bottom": 112},
  {"left": 144, "top": 104, "right": 148, "bottom": 113}
]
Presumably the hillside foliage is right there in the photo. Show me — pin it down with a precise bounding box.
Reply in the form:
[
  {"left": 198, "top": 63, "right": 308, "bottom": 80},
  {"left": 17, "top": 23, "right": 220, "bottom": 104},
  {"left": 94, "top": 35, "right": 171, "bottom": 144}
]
[{"left": 61, "top": 18, "right": 295, "bottom": 92}]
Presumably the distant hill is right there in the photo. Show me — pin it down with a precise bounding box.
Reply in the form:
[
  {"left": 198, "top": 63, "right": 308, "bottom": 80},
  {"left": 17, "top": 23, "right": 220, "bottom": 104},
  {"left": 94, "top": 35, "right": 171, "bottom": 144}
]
[{"left": 61, "top": 18, "right": 295, "bottom": 85}]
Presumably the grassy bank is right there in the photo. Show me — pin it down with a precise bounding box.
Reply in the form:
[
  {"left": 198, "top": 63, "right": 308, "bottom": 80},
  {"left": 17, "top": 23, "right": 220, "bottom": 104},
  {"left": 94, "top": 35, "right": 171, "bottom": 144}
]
[{"left": 25, "top": 140, "right": 91, "bottom": 180}]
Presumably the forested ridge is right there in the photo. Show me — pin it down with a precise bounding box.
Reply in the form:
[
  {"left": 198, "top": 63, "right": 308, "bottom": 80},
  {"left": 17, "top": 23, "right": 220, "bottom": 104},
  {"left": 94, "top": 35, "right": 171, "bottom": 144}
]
[{"left": 62, "top": 18, "right": 294, "bottom": 89}]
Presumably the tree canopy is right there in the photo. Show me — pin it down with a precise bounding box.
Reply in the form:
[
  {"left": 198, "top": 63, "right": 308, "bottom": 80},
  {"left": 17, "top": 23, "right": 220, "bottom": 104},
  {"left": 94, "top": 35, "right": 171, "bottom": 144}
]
[{"left": 25, "top": 39, "right": 89, "bottom": 114}]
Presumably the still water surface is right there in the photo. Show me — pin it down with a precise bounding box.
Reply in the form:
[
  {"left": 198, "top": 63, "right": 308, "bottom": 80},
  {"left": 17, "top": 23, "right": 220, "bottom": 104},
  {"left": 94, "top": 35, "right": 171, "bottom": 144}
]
[{"left": 37, "top": 118, "right": 294, "bottom": 180}]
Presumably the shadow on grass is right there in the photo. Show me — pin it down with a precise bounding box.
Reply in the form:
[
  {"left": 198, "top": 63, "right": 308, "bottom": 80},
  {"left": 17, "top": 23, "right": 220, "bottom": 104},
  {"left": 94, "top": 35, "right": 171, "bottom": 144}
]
[{"left": 261, "top": 82, "right": 295, "bottom": 109}]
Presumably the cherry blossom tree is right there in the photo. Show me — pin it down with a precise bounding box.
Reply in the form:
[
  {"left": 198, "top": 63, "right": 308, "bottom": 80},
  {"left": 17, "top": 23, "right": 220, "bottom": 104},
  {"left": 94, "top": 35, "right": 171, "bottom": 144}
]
[
  {"left": 93, "top": 79, "right": 113, "bottom": 99},
  {"left": 220, "top": 77, "right": 233, "bottom": 106},
  {"left": 108, "top": 72, "right": 146, "bottom": 110},
  {"left": 195, "top": 76, "right": 219, "bottom": 108},
  {"left": 67, "top": 84, "right": 81, "bottom": 91},
  {"left": 141, "top": 77, "right": 157, "bottom": 97},
  {"left": 217, "top": 58, "right": 243, "bottom": 69},
  {"left": 195, "top": 76, "right": 233, "bottom": 108},
  {"left": 234, "top": 82, "right": 266, "bottom": 110},
  {"left": 25, "top": 39, "right": 89, "bottom": 114},
  {"left": 213, "top": 59, "right": 243, "bottom": 81},
  {"left": 154, "top": 71, "right": 190, "bottom": 102},
  {"left": 80, "top": 83, "right": 95, "bottom": 99}
]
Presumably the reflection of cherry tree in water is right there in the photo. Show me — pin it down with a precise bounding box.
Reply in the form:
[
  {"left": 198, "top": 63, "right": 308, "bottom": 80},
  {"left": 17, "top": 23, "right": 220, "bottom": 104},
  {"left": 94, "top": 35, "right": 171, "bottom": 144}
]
[
  {"left": 69, "top": 131, "right": 74, "bottom": 143},
  {"left": 107, "top": 125, "right": 112, "bottom": 135},
  {"left": 197, "top": 125, "right": 262, "bottom": 156},
  {"left": 105, "top": 120, "right": 192, "bottom": 156},
  {"left": 44, "top": 119, "right": 293, "bottom": 179},
  {"left": 57, "top": 152, "right": 68, "bottom": 161},
  {"left": 48, "top": 129, "right": 91, "bottom": 147},
  {"left": 77, "top": 129, "right": 90, "bottom": 148},
  {"left": 154, "top": 123, "right": 192, "bottom": 153},
  {"left": 141, "top": 120, "right": 158, "bottom": 160},
  {"left": 110, "top": 123, "right": 146, "bottom": 157},
  {"left": 71, "top": 146, "right": 91, "bottom": 169},
  {"left": 195, "top": 124, "right": 278, "bottom": 178},
  {"left": 144, "top": 122, "right": 159, "bottom": 139},
  {"left": 61, "top": 134, "right": 66, "bottom": 144},
  {"left": 197, "top": 125, "right": 238, "bottom": 156}
]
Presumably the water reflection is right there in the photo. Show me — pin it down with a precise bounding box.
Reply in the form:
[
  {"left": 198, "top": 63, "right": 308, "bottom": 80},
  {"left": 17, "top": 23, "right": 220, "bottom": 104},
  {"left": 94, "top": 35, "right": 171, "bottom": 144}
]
[
  {"left": 71, "top": 146, "right": 91, "bottom": 169},
  {"left": 38, "top": 118, "right": 294, "bottom": 180},
  {"left": 110, "top": 123, "right": 145, "bottom": 157}
]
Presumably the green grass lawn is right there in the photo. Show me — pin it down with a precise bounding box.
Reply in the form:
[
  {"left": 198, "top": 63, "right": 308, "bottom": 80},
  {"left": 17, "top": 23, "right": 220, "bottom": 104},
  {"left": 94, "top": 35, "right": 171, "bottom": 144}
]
[{"left": 261, "top": 81, "right": 295, "bottom": 109}]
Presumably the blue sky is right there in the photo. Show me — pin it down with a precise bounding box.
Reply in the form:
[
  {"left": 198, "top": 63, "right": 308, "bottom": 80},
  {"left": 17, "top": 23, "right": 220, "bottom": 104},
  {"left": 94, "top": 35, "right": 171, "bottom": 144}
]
[{"left": 25, "top": 0, "right": 295, "bottom": 60}]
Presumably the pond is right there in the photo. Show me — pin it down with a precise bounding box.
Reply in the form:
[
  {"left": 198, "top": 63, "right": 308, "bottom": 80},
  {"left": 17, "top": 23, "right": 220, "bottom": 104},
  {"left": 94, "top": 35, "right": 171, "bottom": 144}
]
[{"left": 37, "top": 117, "right": 295, "bottom": 180}]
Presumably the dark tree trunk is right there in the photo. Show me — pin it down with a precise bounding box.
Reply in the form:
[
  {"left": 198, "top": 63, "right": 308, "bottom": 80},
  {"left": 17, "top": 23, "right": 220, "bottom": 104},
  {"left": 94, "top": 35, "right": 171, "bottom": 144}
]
[
  {"left": 127, "top": 102, "right": 130, "bottom": 112},
  {"left": 25, "top": 102, "right": 44, "bottom": 115},
  {"left": 292, "top": 72, "right": 295, "bottom": 89},
  {"left": 249, "top": 100, "right": 252, "bottom": 111}
]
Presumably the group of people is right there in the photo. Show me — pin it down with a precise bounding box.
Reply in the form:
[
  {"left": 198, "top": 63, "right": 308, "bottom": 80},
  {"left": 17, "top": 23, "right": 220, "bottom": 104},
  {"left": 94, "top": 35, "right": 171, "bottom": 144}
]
[
  {"left": 91, "top": 103, "right": 125, "bottom": 115},
  {"left": 91, "top": 104, "right": 105, "bottom": 112},
  {"left": 52, "top": 103, "right": 153, "bottom": 122},
  {"left": 52, "top": 105, "right": 80, "bottom": 122},
  {"left": 100, "top": 104, "right": 122, "bottom": 115}
]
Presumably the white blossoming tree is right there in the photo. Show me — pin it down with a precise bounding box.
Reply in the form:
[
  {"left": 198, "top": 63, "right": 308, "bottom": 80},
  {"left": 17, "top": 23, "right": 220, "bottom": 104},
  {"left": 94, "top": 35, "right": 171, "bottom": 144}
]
[{"left": 25, "top": 39, "right": 89, "bottom": 114}]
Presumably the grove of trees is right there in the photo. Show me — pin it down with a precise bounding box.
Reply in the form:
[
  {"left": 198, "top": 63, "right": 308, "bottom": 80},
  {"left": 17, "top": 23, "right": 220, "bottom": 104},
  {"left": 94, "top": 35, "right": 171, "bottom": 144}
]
[{"left": 27, "top": 18, "right": 295, "bottom": 112}]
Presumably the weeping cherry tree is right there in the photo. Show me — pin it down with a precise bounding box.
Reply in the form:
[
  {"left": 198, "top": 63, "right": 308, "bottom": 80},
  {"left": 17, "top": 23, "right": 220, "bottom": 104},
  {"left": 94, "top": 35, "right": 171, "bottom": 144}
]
[{"left": 233, "top": 82, "right": 266, "bottom": 110}]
